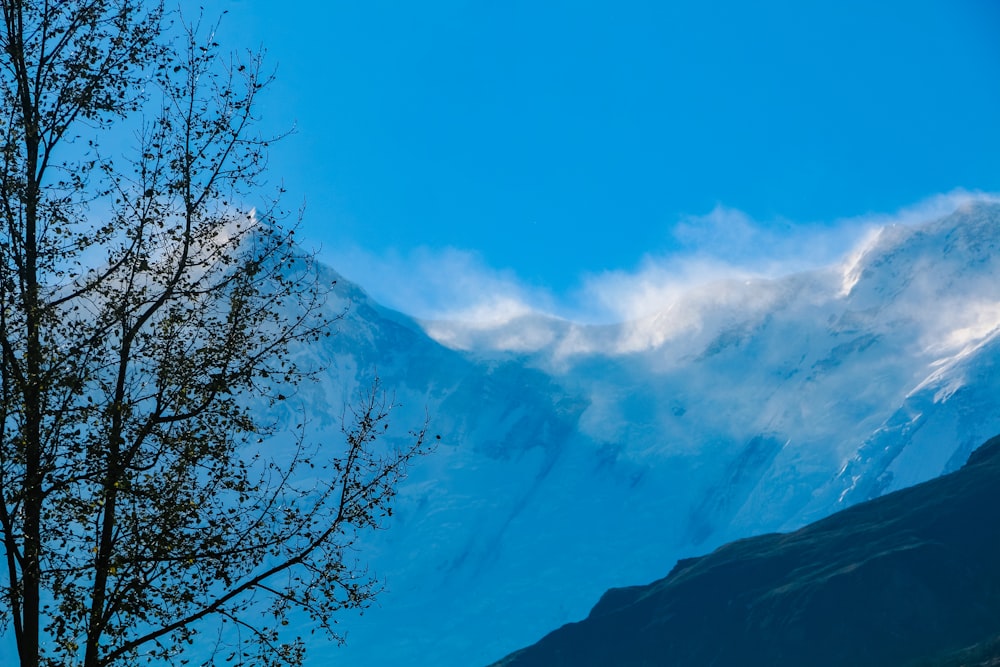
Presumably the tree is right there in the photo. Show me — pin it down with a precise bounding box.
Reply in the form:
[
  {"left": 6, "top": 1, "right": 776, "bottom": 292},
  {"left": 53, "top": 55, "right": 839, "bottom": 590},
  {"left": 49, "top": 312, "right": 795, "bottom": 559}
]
[{"left": 0, "top": 1, "right": 425, "bottom": 665}]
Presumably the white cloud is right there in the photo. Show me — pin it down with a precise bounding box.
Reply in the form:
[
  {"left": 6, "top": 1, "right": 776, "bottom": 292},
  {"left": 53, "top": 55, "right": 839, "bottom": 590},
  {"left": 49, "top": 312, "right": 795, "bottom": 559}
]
[
  {"left": 321, "top": 191, "right": 1000, "bottom": 354},
  {"left": 574, "top": 254, "right": 753, "bottom": 324},
  {"left": 321, "top": 244, "right": 549, "bottom": 324},
  {"left": 837, "top": 189, "right": 1000, "bottom": 229},
  {"left": 575, "top": 190, "right": 1000, "bottom": 324},
  {"left": 568, "top": 203, "right": 861, "bottom": 324}
]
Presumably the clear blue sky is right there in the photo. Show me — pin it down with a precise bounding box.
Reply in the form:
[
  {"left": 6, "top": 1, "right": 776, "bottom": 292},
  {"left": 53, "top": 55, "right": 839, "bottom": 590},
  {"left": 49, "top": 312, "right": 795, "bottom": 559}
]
[{"left": 188, "top": 0, "right": 1000, "bottom": 319}]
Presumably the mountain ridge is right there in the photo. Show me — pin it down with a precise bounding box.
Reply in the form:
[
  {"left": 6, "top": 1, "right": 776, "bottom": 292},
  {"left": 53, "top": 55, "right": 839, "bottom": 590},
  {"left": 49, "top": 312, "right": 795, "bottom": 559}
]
[
  {"left": 489, "top": 433, "right": 1000, "bottom": 667},
  {"left": 291, "top": 199, "right": 1000, "bottom": 666}
]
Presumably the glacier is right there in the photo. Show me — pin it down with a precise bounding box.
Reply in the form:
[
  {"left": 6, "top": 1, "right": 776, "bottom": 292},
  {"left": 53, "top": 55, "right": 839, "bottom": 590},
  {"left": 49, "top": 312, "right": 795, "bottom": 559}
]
[{"left": 251, "top": 198, "right": 1000, "bottom": 666}]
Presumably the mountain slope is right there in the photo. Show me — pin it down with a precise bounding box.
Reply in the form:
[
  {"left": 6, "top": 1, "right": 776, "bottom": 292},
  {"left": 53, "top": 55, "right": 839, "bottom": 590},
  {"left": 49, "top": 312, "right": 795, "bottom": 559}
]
[
  {"left": 491, "top": 434, "right": 1000, "bottom": 667},
  {"left": 287, "top": 199, "right": 1000, "bottom": 666}
]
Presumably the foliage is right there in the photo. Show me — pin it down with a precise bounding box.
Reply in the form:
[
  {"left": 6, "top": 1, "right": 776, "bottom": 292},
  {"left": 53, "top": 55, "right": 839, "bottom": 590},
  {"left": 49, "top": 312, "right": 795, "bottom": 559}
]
[{"left": 0, "top": 1, "right": 425, "bottom": 665}]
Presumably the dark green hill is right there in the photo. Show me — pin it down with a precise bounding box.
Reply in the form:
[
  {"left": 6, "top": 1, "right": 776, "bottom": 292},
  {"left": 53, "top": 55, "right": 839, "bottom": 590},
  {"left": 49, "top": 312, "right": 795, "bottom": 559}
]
[{"left": 490, "top": 435, "right": 1000, "bottom": 667}]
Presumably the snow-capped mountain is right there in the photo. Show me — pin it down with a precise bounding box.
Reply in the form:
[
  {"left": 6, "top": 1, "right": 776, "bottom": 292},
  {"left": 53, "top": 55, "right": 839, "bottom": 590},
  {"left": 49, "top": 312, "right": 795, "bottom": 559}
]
[{"left": 285, "top": 199, "right": 1000, "bottom": 666}]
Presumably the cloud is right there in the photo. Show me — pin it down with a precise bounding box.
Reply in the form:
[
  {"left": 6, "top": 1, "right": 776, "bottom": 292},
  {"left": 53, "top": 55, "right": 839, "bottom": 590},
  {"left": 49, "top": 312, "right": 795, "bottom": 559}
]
[
  {"left": 575, "top": 190, "right": 1000, "bottom": 324},
  {"left": 837, "top": 189, "right": 1000, "bottom": 229},
  {"left": 574, "top": 254, "right": 753, "bottom": 324},
  {"left": 568, "top": 204, "right": 861, "bottom": 324},
  {"left": 321, "top": 191, "right": 1000, "bottom": 353},
  {"left": 674, "top": 206, "right": 849, "bottom": 269},
  {"left": 321, "top": 244, "right": 550, "bottom": 324}
]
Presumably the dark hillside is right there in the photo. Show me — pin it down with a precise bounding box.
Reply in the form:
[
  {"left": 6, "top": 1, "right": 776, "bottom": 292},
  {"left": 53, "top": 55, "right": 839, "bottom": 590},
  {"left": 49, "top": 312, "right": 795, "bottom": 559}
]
[{"left": 490, "top": 435, "right": 1000, "bottom": 667}]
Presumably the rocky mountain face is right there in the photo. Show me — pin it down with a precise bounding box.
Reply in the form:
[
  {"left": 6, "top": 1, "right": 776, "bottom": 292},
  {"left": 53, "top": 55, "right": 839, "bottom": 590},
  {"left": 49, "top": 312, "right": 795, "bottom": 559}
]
[
  {"left": 490, "top": 434, "right": 1000, "bottom": 667},
  {"left": 285, "top": 199, "right": 1000, "bottom": 666}
]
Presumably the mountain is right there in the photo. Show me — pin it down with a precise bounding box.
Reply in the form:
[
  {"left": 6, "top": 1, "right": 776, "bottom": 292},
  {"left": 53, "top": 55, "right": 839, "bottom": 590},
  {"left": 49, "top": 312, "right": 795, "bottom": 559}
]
[
  {"left": 282, "top": 198, "right": 1000, "bottom": 666},
  {"left": 489, "top": 434, "right": 1000, "bottom": 667}
]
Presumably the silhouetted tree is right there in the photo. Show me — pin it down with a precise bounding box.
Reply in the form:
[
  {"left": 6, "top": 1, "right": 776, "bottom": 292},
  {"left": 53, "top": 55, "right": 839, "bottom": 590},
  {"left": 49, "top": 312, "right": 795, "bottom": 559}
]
[{"left": 0, "top": 2, "right": 424, "bottom": 665}]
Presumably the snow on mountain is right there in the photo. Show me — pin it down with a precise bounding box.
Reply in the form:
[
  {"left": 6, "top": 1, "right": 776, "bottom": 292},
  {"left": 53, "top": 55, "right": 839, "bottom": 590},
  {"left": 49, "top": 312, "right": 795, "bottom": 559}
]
[{"left": 279, "top": 199, "right": 1000, "bottom": 666}]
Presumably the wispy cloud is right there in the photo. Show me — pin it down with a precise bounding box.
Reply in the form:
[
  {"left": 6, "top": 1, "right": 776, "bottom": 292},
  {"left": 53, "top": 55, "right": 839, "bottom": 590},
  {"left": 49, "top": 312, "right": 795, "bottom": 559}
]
[
  {"left": 567, "top": 204, "right": 868, "bottom": 324},
  {"left": 572, "top": 190, "right": 998, "bottom": 324},
  {"left": 321, "top": 191, "right": 999, "bottom": 352},
  {"left": 321, "top": 244, "right": 547, "bottom": 324}
]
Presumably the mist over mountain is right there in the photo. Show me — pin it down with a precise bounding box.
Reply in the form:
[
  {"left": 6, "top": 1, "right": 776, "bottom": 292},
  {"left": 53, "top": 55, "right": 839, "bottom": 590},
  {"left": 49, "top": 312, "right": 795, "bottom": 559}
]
[{"left": 280, "top": 199, "right": 1000, "bottom": 666}]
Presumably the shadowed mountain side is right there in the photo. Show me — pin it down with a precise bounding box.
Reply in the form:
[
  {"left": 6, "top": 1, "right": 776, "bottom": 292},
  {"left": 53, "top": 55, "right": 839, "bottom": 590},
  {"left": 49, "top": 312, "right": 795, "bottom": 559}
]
[{"left": 489, "top": 434, "right": 1000, "bottom": 667}]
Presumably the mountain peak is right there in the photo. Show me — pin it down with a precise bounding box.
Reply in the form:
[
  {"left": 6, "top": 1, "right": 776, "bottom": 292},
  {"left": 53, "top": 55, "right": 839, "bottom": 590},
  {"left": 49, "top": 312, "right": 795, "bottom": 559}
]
[{"left": 306, "top": 197, "right": 1000, "bottom": 667}]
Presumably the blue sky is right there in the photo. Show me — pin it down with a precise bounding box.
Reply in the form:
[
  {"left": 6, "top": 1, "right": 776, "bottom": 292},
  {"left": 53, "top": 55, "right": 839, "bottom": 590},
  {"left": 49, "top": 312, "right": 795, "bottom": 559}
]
[{"left": 190, "top": 0, "right": 1000, "bottom": 321}]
